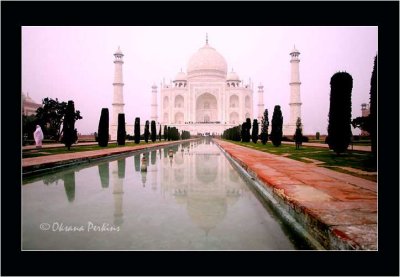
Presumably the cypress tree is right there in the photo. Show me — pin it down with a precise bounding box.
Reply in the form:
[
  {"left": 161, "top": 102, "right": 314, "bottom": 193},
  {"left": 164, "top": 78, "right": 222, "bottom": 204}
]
[
  {"left": 271, "top": 105, "right": 283, "bottom": 147},
  {"left": 251, "top": 119, "right": 259, "bottom": 143},
  {"left": 134, "top": 117, "right": 140, "bottom": 144},
  {"left": 241, "top": 122, "right": 246, "bottom": 142},
  {"left": 117, "top": 113, "right": 126, "bottom": 145},
  {"left": 327, "top": 72, "right": 353, "bottom": 155},
  {"left": 261, "top": 109, "right": 269, "bottom": 144},
  {"left": 159, "top": 124, "right": 162, "bottom": 141},
  {"left": 144, "top": 120, "right": 150, "bottom": 143},
  {"left": 62, "top": 100, "right": 76, "bottom": 150},
  {"left": 167, "top": 127, "right": 171, "bottom": 141},
  {"left": 164, "top": 125, "right": 168, "bottom": 141},
  {"left": 98, "top": 108, "right": 109, "bottom": 147},
  {"left": 245, "top": 118, "right": 251, "bottom": 142},
  {"left": 151, "top": 120, "right": 157, "bottom": 142},
  {"left": 294, "top": 117, "right": 303, "bottom": 149}
]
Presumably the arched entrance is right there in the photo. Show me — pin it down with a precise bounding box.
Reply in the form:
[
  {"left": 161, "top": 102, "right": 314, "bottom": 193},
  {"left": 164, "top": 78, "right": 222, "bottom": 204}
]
[{"left": 196, "top": 93, "right": 218, "bottom": 123}]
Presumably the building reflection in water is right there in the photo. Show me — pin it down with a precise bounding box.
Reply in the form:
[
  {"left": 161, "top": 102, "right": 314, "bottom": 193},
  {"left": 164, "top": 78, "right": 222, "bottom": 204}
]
[
  {"left": 112, "top": 158, "right": 125, "bottom": 227},
  {"left": 151, "top": 150, "right": 156, "bottom": 165},
  {"left": 98, "top": 163, "right": 110, "bottom": 188},
  {"left": 141, "top": 153, "right": 148, "bottom": 187},
  {"left": 159, "top": 140, "right": 246, "bottom": 235},
  {"left": 134, "top": 154, "right": 140, "bottom": 172}
]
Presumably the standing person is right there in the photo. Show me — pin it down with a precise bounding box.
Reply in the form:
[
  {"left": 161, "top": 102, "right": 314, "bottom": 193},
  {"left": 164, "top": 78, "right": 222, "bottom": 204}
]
[{"left": 33, "top": 125, "right": 44, "bottom": 148}]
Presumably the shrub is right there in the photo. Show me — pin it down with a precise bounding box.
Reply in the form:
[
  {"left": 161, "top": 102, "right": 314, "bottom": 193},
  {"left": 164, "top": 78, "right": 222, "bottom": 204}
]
[
  {"left": 222, "top": 125, "right": 241, "bottom": 141},
  {"left": 281, "top": 136, "right": 293, "bottom": 142},
  {"left": 181, "top": 130, "right": 191, "bottom": 140}
]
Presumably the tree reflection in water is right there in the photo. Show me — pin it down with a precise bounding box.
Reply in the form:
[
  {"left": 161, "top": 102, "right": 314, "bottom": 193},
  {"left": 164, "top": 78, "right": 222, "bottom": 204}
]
[
  {"left": 98, "top": 163, "right": 110, "bottom": 188},
  {"left": 62, "top": 171, "right": 75, "bottom": 203}
]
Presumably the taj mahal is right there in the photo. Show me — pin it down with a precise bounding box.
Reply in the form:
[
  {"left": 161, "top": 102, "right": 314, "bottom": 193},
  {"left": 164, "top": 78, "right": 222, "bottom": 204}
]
[{"left": 110, "top": 36, "right": 302, "bottom": 139}]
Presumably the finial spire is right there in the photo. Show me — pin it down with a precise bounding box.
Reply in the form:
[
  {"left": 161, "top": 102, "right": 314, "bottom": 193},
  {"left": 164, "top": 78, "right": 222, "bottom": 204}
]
[{"left": 206, "top": 33, "right": 208, "bottom": 45}]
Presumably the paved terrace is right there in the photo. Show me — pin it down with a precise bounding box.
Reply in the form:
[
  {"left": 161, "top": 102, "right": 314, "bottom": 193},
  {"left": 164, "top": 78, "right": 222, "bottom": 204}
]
[
  {"left": 215, "top": 139, "right": 377, "bottom": 250},
  {"left": 22, "top": 140, "right": 193, "bottom": 174}
]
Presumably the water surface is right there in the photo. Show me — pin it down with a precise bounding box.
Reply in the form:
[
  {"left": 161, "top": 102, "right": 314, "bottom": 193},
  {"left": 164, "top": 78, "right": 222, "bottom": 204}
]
[{"left": 23, "top": 139, "right": 308, "bottom": 250}]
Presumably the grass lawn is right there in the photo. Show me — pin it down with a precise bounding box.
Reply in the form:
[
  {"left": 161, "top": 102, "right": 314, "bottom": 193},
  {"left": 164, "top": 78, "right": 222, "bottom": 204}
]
[
  {"left": 22, "top": 141, "right": 163, "bottom": 158},
  {"left": 227, "top": 140, "right": 377, "bottom": 182}
]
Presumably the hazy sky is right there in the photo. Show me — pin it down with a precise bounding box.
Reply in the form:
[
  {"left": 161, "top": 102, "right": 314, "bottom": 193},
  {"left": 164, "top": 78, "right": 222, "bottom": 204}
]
[{"left": 22, "top": 26, "right": 377, "bottom": 135}]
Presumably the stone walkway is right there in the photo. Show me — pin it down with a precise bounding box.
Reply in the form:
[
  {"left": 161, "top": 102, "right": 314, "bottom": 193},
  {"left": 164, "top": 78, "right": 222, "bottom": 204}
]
[
  {"left": 22, "top": 140, "right": 190, "bottom": 174},
  {"left": 215, "top": 139, "right": 377, "bottom": 250}
]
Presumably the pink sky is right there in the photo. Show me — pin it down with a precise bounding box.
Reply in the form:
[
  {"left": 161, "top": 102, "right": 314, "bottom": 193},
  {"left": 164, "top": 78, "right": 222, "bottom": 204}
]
[{"left": 22, "top": 26, "right": 377, "bottom": 135}]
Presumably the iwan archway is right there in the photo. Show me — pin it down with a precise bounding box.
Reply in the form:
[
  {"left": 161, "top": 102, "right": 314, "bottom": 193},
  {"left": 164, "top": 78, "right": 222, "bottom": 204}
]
[{"left": 196, "top": 93, "right": 218, "bottom": 123}]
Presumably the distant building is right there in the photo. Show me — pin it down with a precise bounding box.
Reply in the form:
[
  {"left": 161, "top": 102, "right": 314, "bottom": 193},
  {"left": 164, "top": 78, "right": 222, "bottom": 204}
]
[
  {"left": 109, "top": 36, "right": 304, "bottom": 138},
  {"left": 361, "top": 103, "right": 370, "bottom": 136},
  {"left": 22, "top": 92, "right": 41, "bottom": 116}
]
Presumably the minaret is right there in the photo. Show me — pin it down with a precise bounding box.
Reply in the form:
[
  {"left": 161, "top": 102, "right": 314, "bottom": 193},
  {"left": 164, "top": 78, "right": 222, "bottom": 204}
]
[
  {"left": 257, "top": 83, "right": 265, "bottom": 124},
  {"left": 111, "top": 46, "right": 125, "bottom": 140},
  {"left": 151, "top": 84, "right": 158, "bottom": 123},
  {"left": 288, "top": 45, "right": 302, "bottom": 135}
]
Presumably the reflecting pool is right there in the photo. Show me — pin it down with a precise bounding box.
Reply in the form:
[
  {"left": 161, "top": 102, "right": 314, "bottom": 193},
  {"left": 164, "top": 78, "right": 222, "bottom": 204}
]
[{"left": 22, "top": 139, "right": 310, "bottom": 250}]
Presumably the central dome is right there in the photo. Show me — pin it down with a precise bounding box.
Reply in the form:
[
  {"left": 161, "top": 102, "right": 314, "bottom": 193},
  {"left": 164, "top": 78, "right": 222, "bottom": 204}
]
[{"left": 187, "top": 43, "right": 228, "bottom": 79}]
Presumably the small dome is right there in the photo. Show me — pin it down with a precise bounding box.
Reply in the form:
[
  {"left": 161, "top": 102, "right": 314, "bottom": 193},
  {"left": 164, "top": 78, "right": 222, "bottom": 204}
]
[
  {"left": 290, "top": 45, "right": 300, "bottom": 55},
  {"left": 174, "top": 71, "right": 187, "bottom": 81},
  {"left": 114, "top": 46, "right": 123, "bottom": 56},
  {"left": 187, "top": 43, "right": 227, "bottom": 78},
  {"left": 227, "top": 70, "right": 240, "bottom": 81}
]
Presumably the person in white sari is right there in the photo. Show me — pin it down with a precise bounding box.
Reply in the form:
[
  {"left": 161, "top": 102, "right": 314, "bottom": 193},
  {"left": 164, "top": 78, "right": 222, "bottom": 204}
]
[{"left": 33, "top": 125, "right": 44, "bottom": 148}]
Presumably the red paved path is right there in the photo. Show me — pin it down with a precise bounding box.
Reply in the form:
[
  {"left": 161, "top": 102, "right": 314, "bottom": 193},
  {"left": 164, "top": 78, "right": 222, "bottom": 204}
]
[
  {"left": 215, "top": 139, "right": 377, "bottom": 250},
  {"left": 22, "top": 140, "right": 190, "bottom": 171}
]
